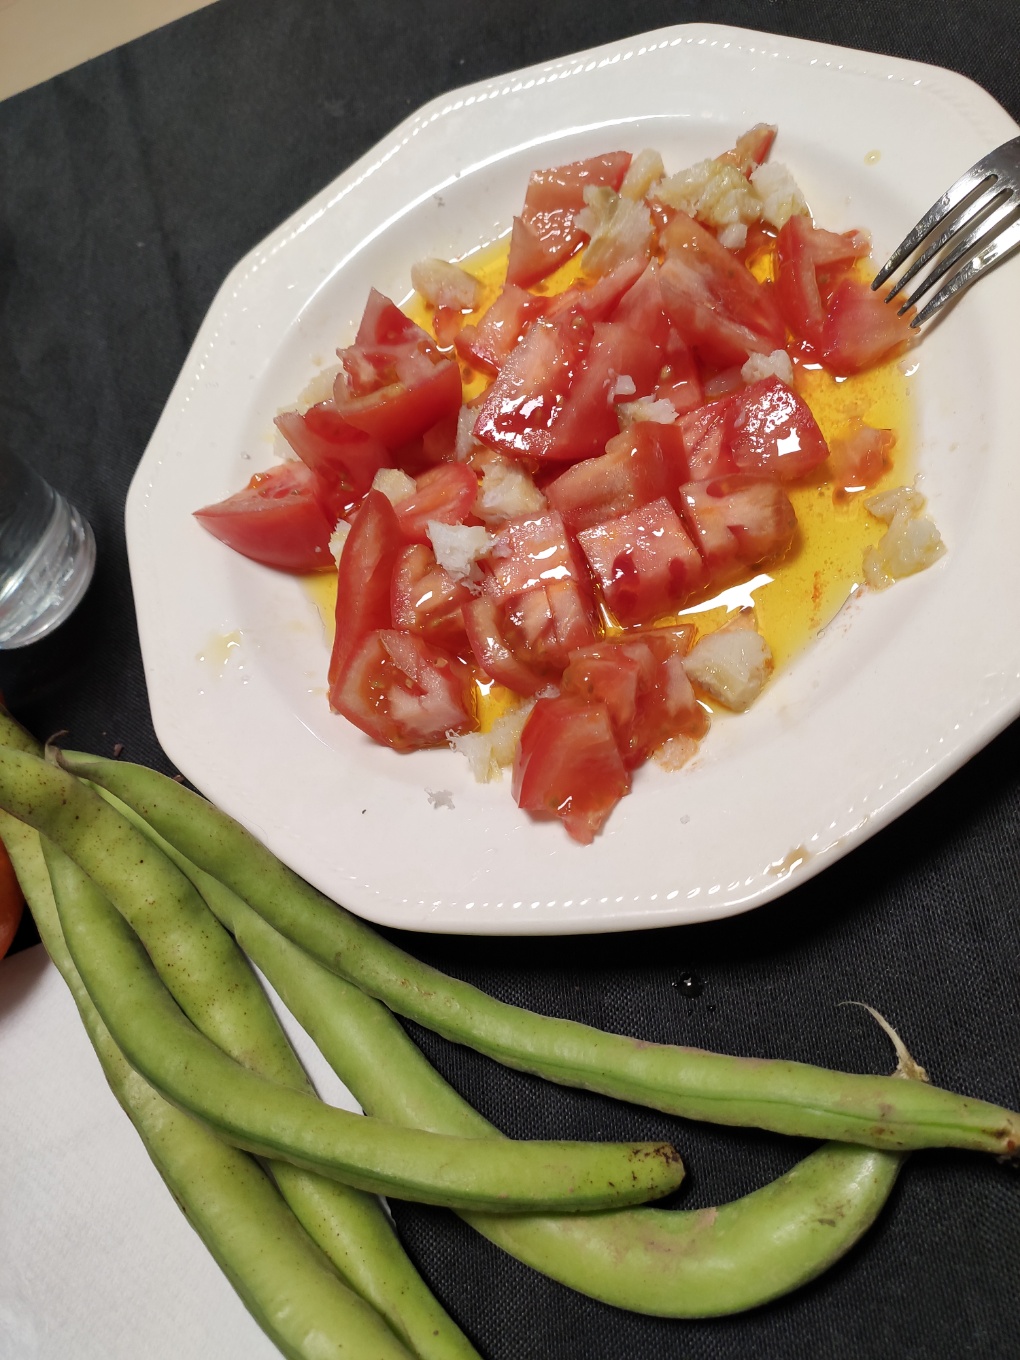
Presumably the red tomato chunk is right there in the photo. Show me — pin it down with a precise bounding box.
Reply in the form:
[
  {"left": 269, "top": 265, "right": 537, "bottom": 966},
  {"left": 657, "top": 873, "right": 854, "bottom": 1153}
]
[
  {"left": 512, "top": 696, "right": 630, "bottom": 844},
  {"left": 506, "top": 152, "right": 632, "bottom": 288},
  {"left": 193, "top": 463, "right": 335, "bottom": 574},
  {"left": 578, "top": 497, "right": 705, "bottom": 627}
]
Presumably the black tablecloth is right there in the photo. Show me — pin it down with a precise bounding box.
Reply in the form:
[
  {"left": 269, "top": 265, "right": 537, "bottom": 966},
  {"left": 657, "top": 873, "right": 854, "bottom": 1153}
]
[{"left": 1, "top": 2, "right": 1018, "bottom": 1357}]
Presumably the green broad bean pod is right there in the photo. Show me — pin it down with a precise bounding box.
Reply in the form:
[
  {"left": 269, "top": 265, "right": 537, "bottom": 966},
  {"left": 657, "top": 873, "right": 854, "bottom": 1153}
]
[
  {"left": 33, "top": 821, "right": 682, "bottom": 1212},
  {"left": 61, "top": 750, "right": 1020, "bottom": 1160},
  {"left": 2, "top": 715, "right": 482, "bottom": 1358},
  {"left": 175, "top": 843, "right": 905, "bottom": 1317},
  {"left": 0, "top": 718, "right": 480, "bottom": 1360},
  {"left": 0, "top": 809, "right": 418, "bottom": 1360}
]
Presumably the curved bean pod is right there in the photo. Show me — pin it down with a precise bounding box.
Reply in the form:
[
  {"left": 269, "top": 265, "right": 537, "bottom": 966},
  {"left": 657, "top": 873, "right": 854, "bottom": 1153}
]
[
  {"left": 61, "top": 751, "right": 1020, "bottom": 1159},
  {"left": 100, "top": 797, "right": 904, "bottom": 1317},
  {"left": 27, "top": 827, "right": 683, "bottom": 1210},
  {"left": 0, "top": 811, "right": 416, "bottom": 1360},
  {"left": 0, "top": 712, "right": 482, "bottom": 1359},
  {"left": 198, "top": 859, "right": 905, "bottom": 1316},
  {"left": 96, "top": 781, "right": 890, "bottom": 1320}
]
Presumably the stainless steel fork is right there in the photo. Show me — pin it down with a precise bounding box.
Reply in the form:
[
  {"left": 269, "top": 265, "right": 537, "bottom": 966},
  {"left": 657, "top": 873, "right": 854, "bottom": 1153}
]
[{"left": 872, "top": 134, "right": 1020, "bottom": 328}]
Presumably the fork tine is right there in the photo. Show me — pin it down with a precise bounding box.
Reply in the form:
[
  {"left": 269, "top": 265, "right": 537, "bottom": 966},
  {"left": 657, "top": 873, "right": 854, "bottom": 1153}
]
[
  {"left": 910, "top": 214, "right": 1020, "bottom": 327},
  {"left": 881, "top": 179, "right": 1010, "bottom": 303},
  {"left": 872, "top": 138, "right": 1020, "bottom": 291},
  {"left": 895, "top": 192, "right": 1020, "bottom": 315},
  {"left": 871, "top": 160, "right": 1003, "bottom": 289}
]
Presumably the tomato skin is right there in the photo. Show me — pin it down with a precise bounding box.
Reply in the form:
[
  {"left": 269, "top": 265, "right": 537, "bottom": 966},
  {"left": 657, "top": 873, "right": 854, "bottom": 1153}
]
[
  {"left": 330, "top": 628, "right": 475, "bottom": 751},
  {"left": 194, "top": 462, "right": 336, "bottom": 573},
  {"left": 0, "top": 838, "right": 24, "bottom": 961},
  {"left": 334, "top": 290, "right": 463, "bottom": 448},
  {"left": 577, "top": 496, "right": 705, "bottom": 627},
  {"left": 275, "top": 403, "right": 390, "bottom": 516},
  {"left": 512, "top": 696, "right": 630, "bottom": 844},
  {"left": 329, "top": 490, "right": 404, "bottom": 689},
  {"left": 505, "top": 152, "right": 633, "bottom": 288}
]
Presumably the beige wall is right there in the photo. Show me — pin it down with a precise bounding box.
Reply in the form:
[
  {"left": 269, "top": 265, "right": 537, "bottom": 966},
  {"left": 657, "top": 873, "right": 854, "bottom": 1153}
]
[{"left": 0, "top": 0, "right": 217, "bottom": 101}]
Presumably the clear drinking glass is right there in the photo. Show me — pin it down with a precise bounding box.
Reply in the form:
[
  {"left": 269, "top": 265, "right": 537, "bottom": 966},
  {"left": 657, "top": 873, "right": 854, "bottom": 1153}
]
[{"left": 0, "top": 447, "right": 96, "bottom": 649}]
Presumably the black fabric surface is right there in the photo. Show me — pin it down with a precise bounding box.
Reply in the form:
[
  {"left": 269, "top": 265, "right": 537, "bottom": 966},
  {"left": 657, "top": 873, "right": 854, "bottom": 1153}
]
[{"left": 1, "top": 2, "right": 1018, "bottom": 1357}]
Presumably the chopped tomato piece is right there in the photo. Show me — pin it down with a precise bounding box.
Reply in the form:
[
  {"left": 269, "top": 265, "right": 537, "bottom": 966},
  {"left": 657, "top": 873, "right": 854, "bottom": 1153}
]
[
  {"left": 577, "top": 496, "right": 705, "bottom": 626},
  {"left": 486, "top": 511, "right": 592, "bottom": 601},
  {"left": 194, "top": 462, "right": 335, "bottom": 574},
  {"left": 730, "top": 377, "right": 830, "bottom": 481},
  {"left": 678, "top": 400, "right": 738, "bottom": 481},
  {"left": 471, "top": 315, "right": 590, "bottom": 460},
  {"left": 678, "top": 377, "right": 828, "bottom": 485},
  {"left": 502, "top": 577, "right": 599, "bottom": 676},
  {"left": 612, "top": 261, "right": 673, "bottom": 351},
  {"left": 544, "top": 256, "right": 646, "bottom": 324},
  {"left": 334, "top": 290, "right": 463, "bottom": 448},
  {"left": 541, "top": 321, "right": 663, "bottom": 460},
  {"left": 420, "top": 411, "right": 460, "bottom": 465},
  {"left": 659, "top": 212, "right": 785, "bottom": 367},
  {"left": 719, "top": 123, "right": 778, "bottom": 175},
  {"left": 462, "top": 593, "right": 550, "bottom": 695},
  {"left": 654, "top": 339, "right": 705, "bottom": 415},
  {"left": 471, "top": 512, "right": 600, "bottom": 682},
  {"left": 545, "top": 423, "right": 687, "bottom": 532},
  {"left": 562, "top": 627, "right": 707, "bottom": 768},
  {"left": 505, "top": 152, "right": 633, "bottom": 288},
  {"left": 455, "top": 284, "right": 550, "bottom": 374},
  {"left": 775, "top": 215, "right": 871, "bottom": 349},
  {"left": 512, "top": 696, "right": 630, "bottom": 843},
  {"left": 821, "top": 278, "right": 915, "bottom": 375},
  {"left": 329, "top": 490, "right": 404, "bottom": 688},
  {"left": 330, "top": 628, "right": 475, "bottom": 751},
  {"left": 275, "top": 403, "right": 390, "bottom": 518},
  {"left": 392, "top": 464, "right": 479, "bottom": 542},
  {"left": 829, "top": 423, "right": 895, "bottom": 491},
  {"left": 390, "top": 543, "right": 473, "bottom": 647},
  {"left": 472, "top": 318, "right": 661, "bottom": 464},
  {"left": 680, "top": 475, "right": 797, "bottom": 582}
]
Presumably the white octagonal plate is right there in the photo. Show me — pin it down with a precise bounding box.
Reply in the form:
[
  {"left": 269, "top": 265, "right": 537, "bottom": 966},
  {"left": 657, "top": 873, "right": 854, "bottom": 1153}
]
[{"left": 127, "top": 24, "right": 1020, "bottom": 934}]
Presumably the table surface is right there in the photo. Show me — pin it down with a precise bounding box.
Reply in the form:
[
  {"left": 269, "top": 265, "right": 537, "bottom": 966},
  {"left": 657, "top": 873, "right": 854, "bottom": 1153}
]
[
  {"left": 0, "top": 0, "right": 214, "bottom": 102},
  {"left": 0, "top": 3, "right": 1017, "bottom": 1359}
]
